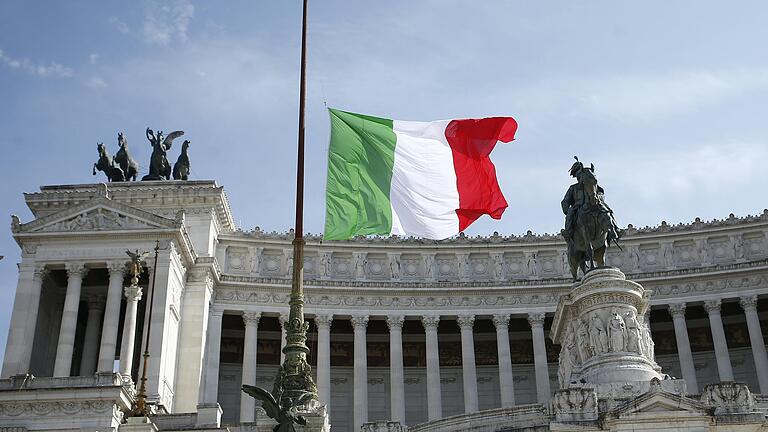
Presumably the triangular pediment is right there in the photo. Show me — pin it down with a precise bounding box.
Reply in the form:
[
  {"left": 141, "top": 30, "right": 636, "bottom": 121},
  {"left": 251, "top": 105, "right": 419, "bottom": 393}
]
[
  {"left": 14, "top": 196, "right": 181, "bottom": 234},
  {"left": 610, "top": 390, "right": 710, "bottom": 418}
]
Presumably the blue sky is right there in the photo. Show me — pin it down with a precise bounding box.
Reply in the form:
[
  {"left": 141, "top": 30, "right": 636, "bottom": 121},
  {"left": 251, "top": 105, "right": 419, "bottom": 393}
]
[{"left": 1, "top": 1, "right": 767, "bottom": 365}]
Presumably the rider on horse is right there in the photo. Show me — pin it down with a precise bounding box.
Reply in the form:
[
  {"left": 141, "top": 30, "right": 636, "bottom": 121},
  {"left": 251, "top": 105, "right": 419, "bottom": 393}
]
[{"left": 561, "top": 158, "right": 620, "bottom": 246}]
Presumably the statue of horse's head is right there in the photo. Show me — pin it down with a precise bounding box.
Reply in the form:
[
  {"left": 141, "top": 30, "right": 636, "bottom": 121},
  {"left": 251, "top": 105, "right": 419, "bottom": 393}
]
[
  {"left": 118, "top": 132, "right": 127, "bottom": 148},
  {"left": 97, "top": 142, "right": 107, "bottom": 156},
  {"left": 579, "top": 165, "right": 599, "bottom": 205},
  {"left": 181, "top": 140, "right": 190, "bottom": 152}
]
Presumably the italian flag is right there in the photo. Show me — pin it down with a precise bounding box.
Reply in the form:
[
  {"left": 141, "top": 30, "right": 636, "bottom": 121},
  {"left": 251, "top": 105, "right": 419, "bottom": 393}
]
[{"left": 324, "top": 109, "right": 518, "bottom": 240}]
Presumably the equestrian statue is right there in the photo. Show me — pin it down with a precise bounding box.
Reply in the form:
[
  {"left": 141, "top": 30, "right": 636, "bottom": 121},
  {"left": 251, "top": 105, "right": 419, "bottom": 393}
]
[
  {"left": 142, "top": 127, "right": 184, "bottom": 181},
  {"left": 93, "top": 142, "right": 125, "bottom": 182},
  {"left": 561, "top": 157, "right": 622, "bottom": 281}
]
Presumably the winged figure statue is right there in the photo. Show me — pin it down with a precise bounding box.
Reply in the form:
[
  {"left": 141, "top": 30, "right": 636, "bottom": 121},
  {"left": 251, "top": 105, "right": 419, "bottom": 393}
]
[
  {"left": 125, "top": 249, "right": 149, "bottom": 281},
  {"left": 142, "top": 127, "right": 184, "bottom": 181},
  {"left": 242, "top": 382, "right": 315, "bottom": 432}
]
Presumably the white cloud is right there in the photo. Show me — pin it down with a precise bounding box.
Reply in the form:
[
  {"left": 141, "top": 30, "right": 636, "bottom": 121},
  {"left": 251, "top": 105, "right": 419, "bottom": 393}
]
[
  {"left": 89, "top": 53, "right": 99, "bottom": 65},
  {"left": 142, "top": 0, "right": 195, "bottom": 46},
  {"left": 85, "top": 76, "right": 107, "bottom": 89},
  {"left": 0, "top": 48, "right": 73, "bottom": 78},
  {"left": 108, "top": 17, "right": 130, "bottom": 34}
]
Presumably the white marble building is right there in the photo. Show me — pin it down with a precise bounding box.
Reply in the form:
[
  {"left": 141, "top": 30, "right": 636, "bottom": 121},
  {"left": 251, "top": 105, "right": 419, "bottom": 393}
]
[{"left": 1, "top": 180, "right": 767, "bottom": 431}]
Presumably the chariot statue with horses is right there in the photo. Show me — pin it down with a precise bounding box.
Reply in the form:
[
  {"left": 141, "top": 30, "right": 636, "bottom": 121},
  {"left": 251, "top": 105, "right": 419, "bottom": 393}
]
[
  {"left": 561, "top": 157, "right": 622, "bottom": 281},
  {"left": 92, "top": 127, "right": 192, "bottom": 182}
]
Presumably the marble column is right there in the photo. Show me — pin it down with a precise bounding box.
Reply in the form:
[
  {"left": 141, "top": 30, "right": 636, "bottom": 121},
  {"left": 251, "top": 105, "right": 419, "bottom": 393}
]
[
  {"left": 79, "top": 296, "right": 105, "bottom": 375},
  {"left": 387, "top": 315, "right": 406, "bottom": 424},
  {"left": 667, "top": 303, "right": 698, "bottom": 392},
  {"left": 422, "top": 315, "right": 442, "bottom": 420},
  {"left": 97, "top": 262, "right": 126, "bottom": 372},
  {"left": 14, "top": 265, "right": 47, "bottom": 377},
  {"left": 458, "top": 314, "right": 479, "bottom": 413},
  {"left": 704, "top": 299, "right": 734, "bottom": 381},
  {"left": 351, "top": 315, "right": 369, "bottom": 431},
  {"left": 119, "top": 284, "right": 143, "bottom": 377},
  {"left": 279, "top": 313, "right": 288, "bottom": 365},
  {"left": 315, "top": 314, "right": 333, "bottom": 413},
  {"left": 240, "top": 312, "right": 261, "bottom": 423},
  {"left": 528, "top": 312, "right": 551, "bottom": 403},
  {"left": 53, "top": 263, "right": 88, "bottom": 377},
  {"left": 739, "top": 295, "right": 768, "bottom": 393},
  {"left": 493, "top": 314, "right": 515, "bottom": 407},
  {"left": 201, "top": 309, "right": 224, "bottom": 404}
]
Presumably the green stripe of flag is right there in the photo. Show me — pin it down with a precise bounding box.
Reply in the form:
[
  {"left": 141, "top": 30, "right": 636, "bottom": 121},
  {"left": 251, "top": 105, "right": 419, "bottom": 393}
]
[{"left": 324, "top": 109, "right": 398, "bottom": 240}]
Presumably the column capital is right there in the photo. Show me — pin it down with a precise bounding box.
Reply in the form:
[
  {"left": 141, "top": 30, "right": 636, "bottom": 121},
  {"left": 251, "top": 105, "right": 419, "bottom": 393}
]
[
  {"left": 527, "top": 312, "right": 545, "bottom": 328},
  {"left": 65, "top": 262, "right": 89, "bottom": 279},
  {"left": 242, "top": 311, "right": 261, "bottom": 327},
  {"left": 668, "top": 302, "right": 687, "bottom": 319},
  {"left": 492, "top": 314, "right": 510, "bottom": 329},
  {"left": 386, "top": 315, "right": 405, "bottom": 330},
  {"left": 278, "top": 313, "right": 289, "bottom": 328},
  {"left": 421, "top": 315, "right": 440, "bottom": 330},
  {"left": 739, "top": 295, "right": 758, "bottom": 312},
  {"left": 704, "top": 299, "right": 722, "bottom": 314},
  {"left": 124, "top": 285, "right": 143, "bottom": 302},
  {"left": 457, "top": 314, "right": 475, "bottom": 329},
  {"left": 107, "top": 260, "right": 127, "bottom": 275},
  {"left": 314, "top": 313, "right": 333, "bottom": 328},
  {"left": 33, "top": 263, "right": 49, "bottom": 278},
  {"left": 209, "top": 307, "right": 225, "bottom": 318},
  {"left": 350, "top": 314, "right": 369, "bottom": 329}
]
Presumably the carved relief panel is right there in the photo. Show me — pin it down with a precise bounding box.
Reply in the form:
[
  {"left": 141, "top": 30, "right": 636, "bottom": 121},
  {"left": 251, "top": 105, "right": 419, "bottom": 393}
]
[
  {"left": 536, "top": 250, "right": 560, "bottom": 277},
  {"left": 260, "top": 249, "right": 285, "bottom": 277},
  {"left": 672, "top": 240, "right": 697, "bottom": 269},
  {"left": 467, "top": 253, "right": 491, "bottom": 280},
  {"left": 365, "top": 253, "right": 389, "bottom": 280},
  {"left": 435, "top": 254, "right": 458, "bottom": 280},
  {"left": 707, "top": 236, "right": 731, "bottom": 263},
  {"left": 400, "top": 253, "right": 422, "bottom": 280},
  {"left": 225, "top": 246, "right": 249, "bottom": 274},
  {"left": 331, "top": 253, "right": 353, "bottom": 279},
  {"left": 504, "top": 252, "right": 525, "bottom": 279}
]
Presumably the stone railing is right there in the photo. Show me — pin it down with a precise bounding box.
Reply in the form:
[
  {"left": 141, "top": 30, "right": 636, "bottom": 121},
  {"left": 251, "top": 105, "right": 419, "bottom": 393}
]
[
  {"left": 0, "top": 372, "right": 126, "bottom": 391},
  {"left": 407, "top": 404, "right": 548, "bottom": 432}
]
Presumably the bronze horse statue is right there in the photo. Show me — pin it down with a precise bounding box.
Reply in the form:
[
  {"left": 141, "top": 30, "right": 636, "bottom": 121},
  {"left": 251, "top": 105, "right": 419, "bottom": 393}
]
[
  {"left": 114, "top": 132, "right": 139, "bottom": 181},
  {"left": 562, "top": 161, "right": 621, "bottom": 281},
  {"left": 93, "top": 143, "right": 125, "bottom": 182},
  {"left": 172, "top": 140, "right": 191, "bottom": 180}
]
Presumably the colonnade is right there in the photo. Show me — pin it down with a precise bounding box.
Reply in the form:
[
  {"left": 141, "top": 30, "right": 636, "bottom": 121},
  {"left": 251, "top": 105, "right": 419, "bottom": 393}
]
[
  {"left": 200, "top": 311, "right": 554, "bottom": 430},
  {"left": 667, "top": 295, "right": 768, "bottom": 394},
  {"left": 197, "top": 294, "right": 768, "bottom": 429},
  {"left": 2, "top": 260, "right": 151, "bottom": 381}
]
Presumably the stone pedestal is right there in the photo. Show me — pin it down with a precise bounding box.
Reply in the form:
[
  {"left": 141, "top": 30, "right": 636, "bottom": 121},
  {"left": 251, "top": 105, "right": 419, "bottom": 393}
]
[
  {"left": 551, "top": 268, "right": 664, "bottom": 393},
  {"left": 120, "top": 416, "right": 159, "bottom": 432},
  {"left": 255, "top": 401, "right": 330, "bottom": 432}
]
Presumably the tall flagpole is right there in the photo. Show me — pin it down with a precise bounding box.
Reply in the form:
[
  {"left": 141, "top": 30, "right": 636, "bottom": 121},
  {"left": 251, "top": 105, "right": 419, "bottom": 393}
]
[{"left": 279, "top": 0, "right": 318, "bottom": 405}]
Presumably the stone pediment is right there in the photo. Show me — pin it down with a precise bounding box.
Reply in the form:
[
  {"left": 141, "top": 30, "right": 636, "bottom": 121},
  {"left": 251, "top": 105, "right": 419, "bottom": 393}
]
[
  {"left": 608, "top": 386, "right": 710, "bottom": 418},
  {"left": 13, "top": 196, "right": 181, "bottom": 235}
]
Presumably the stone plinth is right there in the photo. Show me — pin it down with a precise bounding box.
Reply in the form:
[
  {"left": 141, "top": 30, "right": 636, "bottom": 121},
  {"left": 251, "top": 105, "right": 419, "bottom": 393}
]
[
  {"left": 551, "top": 267, "right": 662, "bottom": 388},
  {"left": 255, "top": 402, "right": 329, "bottom": 432}
]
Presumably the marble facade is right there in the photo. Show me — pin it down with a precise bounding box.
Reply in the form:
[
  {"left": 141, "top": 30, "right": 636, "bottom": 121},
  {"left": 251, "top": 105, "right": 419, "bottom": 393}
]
[{"left": 0, "top": 181, "right": 767, "bottom": 432}]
